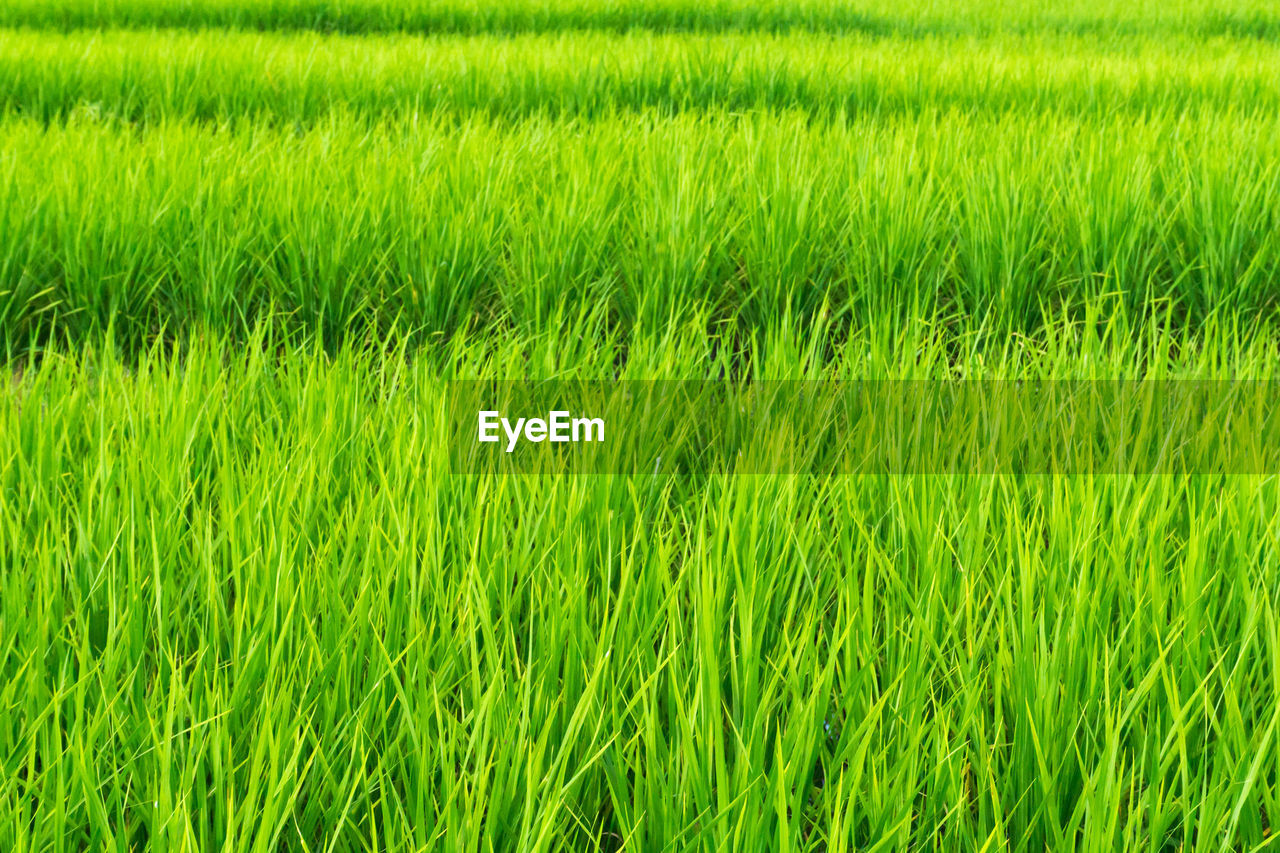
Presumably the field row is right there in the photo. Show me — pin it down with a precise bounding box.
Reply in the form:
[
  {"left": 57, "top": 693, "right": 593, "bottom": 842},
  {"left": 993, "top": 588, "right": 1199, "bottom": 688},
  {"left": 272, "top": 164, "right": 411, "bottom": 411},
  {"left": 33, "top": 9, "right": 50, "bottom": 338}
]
[
  {"left": 5, "top": 333, "right": 1279, "bottom": 848},
  {"left": 3, "top": 0, "right": 1277, "bottom": 37},
  {"left": 2, "top": 29, "right": 1278, "bottom": 124},
  {"left": 2, "top": 111, "right": 1277, "bottom": 351}
]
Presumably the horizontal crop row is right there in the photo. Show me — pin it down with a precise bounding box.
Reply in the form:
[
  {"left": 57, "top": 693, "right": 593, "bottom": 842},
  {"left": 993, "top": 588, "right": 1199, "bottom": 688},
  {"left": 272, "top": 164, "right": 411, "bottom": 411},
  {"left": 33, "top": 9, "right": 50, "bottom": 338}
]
[
  {"left": 1, "top": 29, "right": 1278, "bottom": 125},
  {"left": 2, "top": 111, "right": 1278, "bottom": 350},
  {"left": 5, "top": 335, "right": 1280, "bottom": 846},
  {"left": 3, "top": 0, "right": 1277, "bottom": 38}
]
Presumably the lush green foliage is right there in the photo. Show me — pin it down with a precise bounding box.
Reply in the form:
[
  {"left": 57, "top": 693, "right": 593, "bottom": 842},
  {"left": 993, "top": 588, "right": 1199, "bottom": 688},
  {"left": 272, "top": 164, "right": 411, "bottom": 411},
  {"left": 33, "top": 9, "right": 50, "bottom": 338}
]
[
  {"left": 4, "top": 29, "right": 1280, "bottom": 124},
  {"left": 3, "top": 110, "right": 1280, "bottom": 352},
  {"left": 6, "top": 321, "right": 1280, "bottom": 850},
  {"left": 4, "top": 0, "right": 1278, "bottom": 37},
  {"left": 2, "top": 1, "right": 1278, "bottom": 850}
]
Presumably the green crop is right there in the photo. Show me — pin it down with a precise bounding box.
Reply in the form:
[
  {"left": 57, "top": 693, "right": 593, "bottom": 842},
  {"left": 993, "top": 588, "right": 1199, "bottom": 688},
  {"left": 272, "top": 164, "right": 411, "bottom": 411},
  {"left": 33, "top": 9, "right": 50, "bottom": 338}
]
[
  {"left": 3, "top": 110, "right": 1280, "bottom": 353},
  {"left": 3, "top": 30, "right": 1279, "bottom": 124},
  {"left": 5, "top": 318, "right": 1280, "bottom": 849},
  {"left": 2, "top": 0, "right": 1278, "bottom": 38},
  {"left": 2, "top": 2, "right": 1278, "bottom": 850}
]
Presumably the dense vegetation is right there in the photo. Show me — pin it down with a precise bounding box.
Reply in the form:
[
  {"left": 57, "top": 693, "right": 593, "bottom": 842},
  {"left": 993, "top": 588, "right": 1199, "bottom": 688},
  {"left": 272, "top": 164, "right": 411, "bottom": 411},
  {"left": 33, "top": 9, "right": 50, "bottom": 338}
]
[
  {"left": 5, "top": 0, "right": 1280, "bottom": 38},
  {"left": 2, "top": 2, "right": 1279, "bottom": 850}
]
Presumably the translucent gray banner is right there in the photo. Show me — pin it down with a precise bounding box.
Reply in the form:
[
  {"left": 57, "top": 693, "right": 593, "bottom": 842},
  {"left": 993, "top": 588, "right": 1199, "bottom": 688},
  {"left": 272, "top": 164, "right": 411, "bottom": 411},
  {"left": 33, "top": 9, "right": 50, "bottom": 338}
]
[{"left": 446, "top": 381, "right": 1280, "bottom": 475}]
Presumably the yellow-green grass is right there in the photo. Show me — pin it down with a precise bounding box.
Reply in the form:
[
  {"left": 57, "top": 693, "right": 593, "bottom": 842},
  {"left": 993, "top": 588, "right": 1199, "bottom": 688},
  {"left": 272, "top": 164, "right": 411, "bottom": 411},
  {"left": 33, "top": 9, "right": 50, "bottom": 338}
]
[
  {"left": 5, "top": 318, "right": 1280, "bottom": 849},
  {"left": 2, "top": 29, "right": 1279, "bottom": 123},
  {"left": 2, "top": 22, "right": 1277, "bottom": 355},
  {"left": 3, "top": 4, "right": 1280, "bottom": 850},
  {"left": 2, "top": 109, "right": 1279, "bottom": 353},
  {"left": 2, "top": 0, "right": 1277, "bottom": 38}
]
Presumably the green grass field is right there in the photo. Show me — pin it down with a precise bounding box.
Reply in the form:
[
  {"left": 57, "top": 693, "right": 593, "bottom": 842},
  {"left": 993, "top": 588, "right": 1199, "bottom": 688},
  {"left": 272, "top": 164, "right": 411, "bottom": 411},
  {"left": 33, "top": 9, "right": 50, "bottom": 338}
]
[{"left": 3, "top": 1, "right": 1280, "bottom": 850}]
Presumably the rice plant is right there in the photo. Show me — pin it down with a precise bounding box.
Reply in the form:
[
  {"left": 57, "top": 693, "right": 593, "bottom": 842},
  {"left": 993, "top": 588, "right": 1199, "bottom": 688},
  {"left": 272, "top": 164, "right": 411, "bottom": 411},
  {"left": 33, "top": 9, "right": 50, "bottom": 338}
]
[{"left": 1, "top": 2, "right": 1278, "bottom": 850}]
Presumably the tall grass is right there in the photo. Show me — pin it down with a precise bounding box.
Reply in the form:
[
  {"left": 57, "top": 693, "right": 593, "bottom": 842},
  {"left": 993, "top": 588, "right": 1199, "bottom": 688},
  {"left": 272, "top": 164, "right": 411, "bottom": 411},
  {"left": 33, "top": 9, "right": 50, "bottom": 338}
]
[
  {"left": 2, "top": 110, "right": 1279, "bottom": 352},
  {"left": 7, "top": 28, "right": 1280, "bottom": 125},
  {"left": 3, "top": 29, "right": 1278, "bottom": 125},
  {"left": 4, "top": 320, "right": 1280, "bottom": 849},
  {"left": 4, "top": 3, "right": 1280, "bottom": 849},
  {"left": 2, "top": 0, "right": 1278, "bottom": 38}
]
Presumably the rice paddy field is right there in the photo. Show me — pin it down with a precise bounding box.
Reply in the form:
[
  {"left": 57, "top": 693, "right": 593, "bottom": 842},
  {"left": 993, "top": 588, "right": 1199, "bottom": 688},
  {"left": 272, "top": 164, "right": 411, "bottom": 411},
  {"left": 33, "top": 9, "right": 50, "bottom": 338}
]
[{"left": 4, "top": 1, "right": 1280, "bottom": 850}]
